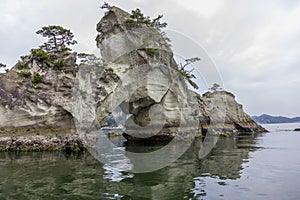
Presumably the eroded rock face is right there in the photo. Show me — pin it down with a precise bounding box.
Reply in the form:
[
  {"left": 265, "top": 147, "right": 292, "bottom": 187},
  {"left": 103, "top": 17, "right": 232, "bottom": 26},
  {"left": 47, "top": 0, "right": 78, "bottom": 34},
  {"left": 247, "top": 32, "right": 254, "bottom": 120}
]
[
  {"left": 96, "top": 7, "right": 201, "bottom": 140},
  {"left": 0, "top": 50, "right": 118, "bottom": 150},
  {"left": 0, "top": 53, "right": 78, "bottom": 136},
  {"left": 0, "top": 6, "right": 267, "bottom": 149},
  {"left": 95, "top": 7, "right": 267, "bottom": 140},
  {"left": 202, "top": 91, "right": 267, "bottom": 134}
]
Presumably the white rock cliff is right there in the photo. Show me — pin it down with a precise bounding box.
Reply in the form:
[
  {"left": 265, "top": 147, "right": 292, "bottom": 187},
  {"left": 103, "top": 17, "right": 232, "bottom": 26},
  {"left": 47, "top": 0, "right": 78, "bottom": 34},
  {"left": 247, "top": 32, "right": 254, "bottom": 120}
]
[{"left": 0, "top": 6, "right": 266, "bottom": 150}]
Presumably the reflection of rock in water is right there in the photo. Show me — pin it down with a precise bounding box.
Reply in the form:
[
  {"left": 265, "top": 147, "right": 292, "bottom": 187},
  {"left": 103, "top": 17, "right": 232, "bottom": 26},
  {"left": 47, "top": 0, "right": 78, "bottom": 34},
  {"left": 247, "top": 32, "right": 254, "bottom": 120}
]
[
  {"left": 93, "top": 131, "right": 133, "bottom": 182},
  {"left": 0, "top": 151, "right": 105, "bottom": 199},
  {"left": 0, "top": 135, "right": 261, "bottom": 199},
  {"left": 198, "top": 136, "right": 259, "bottom": 179},
  {"left": 118, "top": 135, "right": 260, "bottom": 199}
]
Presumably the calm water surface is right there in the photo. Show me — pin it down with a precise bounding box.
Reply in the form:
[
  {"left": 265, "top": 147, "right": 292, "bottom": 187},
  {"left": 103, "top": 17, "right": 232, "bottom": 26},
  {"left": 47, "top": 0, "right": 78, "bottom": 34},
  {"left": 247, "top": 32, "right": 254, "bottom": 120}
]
[{"left": 1, "top": 123, "right": 300, "bottom": 199}]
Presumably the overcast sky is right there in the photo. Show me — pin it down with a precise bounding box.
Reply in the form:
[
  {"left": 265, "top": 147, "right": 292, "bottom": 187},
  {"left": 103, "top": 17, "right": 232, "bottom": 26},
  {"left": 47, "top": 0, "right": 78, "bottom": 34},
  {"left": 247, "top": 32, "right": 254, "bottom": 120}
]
[{"left": 0, "top": 0, "right": 299, "bottom": 117}]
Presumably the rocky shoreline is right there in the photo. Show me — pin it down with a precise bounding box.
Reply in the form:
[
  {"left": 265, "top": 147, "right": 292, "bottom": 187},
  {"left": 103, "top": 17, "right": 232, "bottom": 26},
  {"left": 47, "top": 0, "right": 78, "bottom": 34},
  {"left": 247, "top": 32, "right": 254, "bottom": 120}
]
[{"left": 0, "top": 134, "right": 84, "bottom": 152}]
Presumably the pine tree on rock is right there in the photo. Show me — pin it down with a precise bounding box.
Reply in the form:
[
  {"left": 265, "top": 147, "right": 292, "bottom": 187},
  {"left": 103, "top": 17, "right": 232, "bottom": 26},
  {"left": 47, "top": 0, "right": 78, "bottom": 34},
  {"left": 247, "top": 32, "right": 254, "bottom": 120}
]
[{"left": 36, "top": 25, "right": 77, "bottom": 53}]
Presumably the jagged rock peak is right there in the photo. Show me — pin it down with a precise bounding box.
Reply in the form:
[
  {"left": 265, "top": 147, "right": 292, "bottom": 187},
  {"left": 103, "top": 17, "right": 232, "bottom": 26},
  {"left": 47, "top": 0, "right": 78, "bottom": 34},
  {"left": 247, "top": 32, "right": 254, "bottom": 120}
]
[
  {"left": 96, "top": 6, "right": 130, "bottom": 34},
  {"left": 95, "top": 6, "right": 200, "bottom": 141},
  {"left": 96, "top": 6, "right": 173, "bottom": 64}
]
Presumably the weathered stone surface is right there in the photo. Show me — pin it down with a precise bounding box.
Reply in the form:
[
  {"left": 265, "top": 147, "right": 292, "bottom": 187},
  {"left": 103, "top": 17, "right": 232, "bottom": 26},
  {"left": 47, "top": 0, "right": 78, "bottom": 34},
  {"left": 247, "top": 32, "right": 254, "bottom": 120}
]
[
  {"left": 64, "top": 52, "right": 77, "bottom": 66},
  {"left": 0, "top": 52, "right": 109, "bottom": 150},
  {"left": 202, "top": 91, "right": 267, "bottom": 134},
  {"left": 0, "top": 6, "right": 267, "bottom": 150},
  {"left": 96, "top": 6, "right": 200, "bottom": 140},
  {"left": 95, "top": 7, "right": 266, "bottom": 141},
  {"left": 0, "top": 55, "right": 77, "bottom": 137}
]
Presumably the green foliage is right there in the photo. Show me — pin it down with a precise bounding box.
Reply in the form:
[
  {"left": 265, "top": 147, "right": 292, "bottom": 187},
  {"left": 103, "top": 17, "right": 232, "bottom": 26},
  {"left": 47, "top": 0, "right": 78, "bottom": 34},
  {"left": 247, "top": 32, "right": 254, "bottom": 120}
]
[
  {"left": 107, "top": 67, "right": 114, "bottom": 72},
  {"left": 17, "top": 62, "right": 29, "bottom": 70},
  {"left": 18, "top": 71, "right": 32, "bottom": 78},
  {"left": 0, "top": 63, "right": 6, "bottom": 68},
  {"left": 60, "top": 46, "right": 71, "bottom": 52},
  {"left": 125, "top": 9, "right": 167, "bottom": 30},
  {"left": 125, "top": 18, "right": 135, "bottom": 24},
  {"left": 177, "top": 57, "right": 200, "bottom": 90},
  {"left": 31, "top": 49, "right": 51, "bottom": 63},
  {"left": 130, "top": 9, "right": 152, "bottom": 25},
  {"left": 20, "top": 55, "right": 30, "bottom": 61},
  {"left": 221, "top": 132, "right": 231, "bottom": 137},
  {"left": 145, "top": 48, "right": 159, "bottom": 57},
  {"left": 209, "top": 83, "right": 222, "bottom": 92},
  {"left": 152, "top": 15, "right": 168, "bottom": 29},
  {"left": 31, "top": 73, "right": 43, "bottom": 85},
  {"left": 100, "top": 2, "right": 111, "bottom": 10},
  {"left": 188, "top": 79, "right": 199, "bottom": 90},
  {"left": 36, "top": 25, "right": 77, "bottom": 52},
  {"left": 79, "top": 89, "right": 86, "bottom": 95},
  {"left": 53, "top": 59, "right": 65, "bottom": 69},
  {"left": 125, "top": 9, "right": 171, "bottom": 48},
  {"left": 77, "top": 53, "right": 103, "bottom": 66},
  {"left": 177, "top": 69, "right": 199, "bottom": 89},
  {"left": 204, "top": 93, "right": 213, "bottom": 98},
  {"left": 60, "top": 46, "right": 71, "bottom": 56}
]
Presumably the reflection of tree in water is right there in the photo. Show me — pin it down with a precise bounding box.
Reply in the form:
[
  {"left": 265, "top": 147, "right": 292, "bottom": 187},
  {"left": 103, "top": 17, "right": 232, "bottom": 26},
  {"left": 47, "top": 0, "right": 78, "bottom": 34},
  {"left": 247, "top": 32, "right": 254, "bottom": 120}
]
[{"left": 0, "top": 135, "right": 261, "bottom": 199}]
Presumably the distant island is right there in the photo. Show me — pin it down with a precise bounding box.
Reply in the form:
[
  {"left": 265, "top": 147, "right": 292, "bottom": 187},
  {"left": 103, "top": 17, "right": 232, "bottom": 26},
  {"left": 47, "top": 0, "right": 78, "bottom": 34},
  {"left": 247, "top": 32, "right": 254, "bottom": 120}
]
[{"left": 252, "top": 114, "right": 300, "bottom": 124}]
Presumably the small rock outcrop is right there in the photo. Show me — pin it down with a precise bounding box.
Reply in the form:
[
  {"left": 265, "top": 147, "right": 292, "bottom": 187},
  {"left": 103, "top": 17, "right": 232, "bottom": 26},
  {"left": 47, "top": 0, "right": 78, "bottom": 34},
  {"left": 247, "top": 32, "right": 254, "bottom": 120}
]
[{"left": 202, "top": 91, "right": 267, "bottom": 134}]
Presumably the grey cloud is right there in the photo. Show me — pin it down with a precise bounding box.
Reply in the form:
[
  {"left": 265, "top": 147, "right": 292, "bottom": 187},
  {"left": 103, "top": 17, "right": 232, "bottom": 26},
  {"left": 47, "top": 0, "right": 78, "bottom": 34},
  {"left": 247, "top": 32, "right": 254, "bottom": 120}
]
[{"left": 0, "top": 0, "right": 299, "bottom": 116}]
